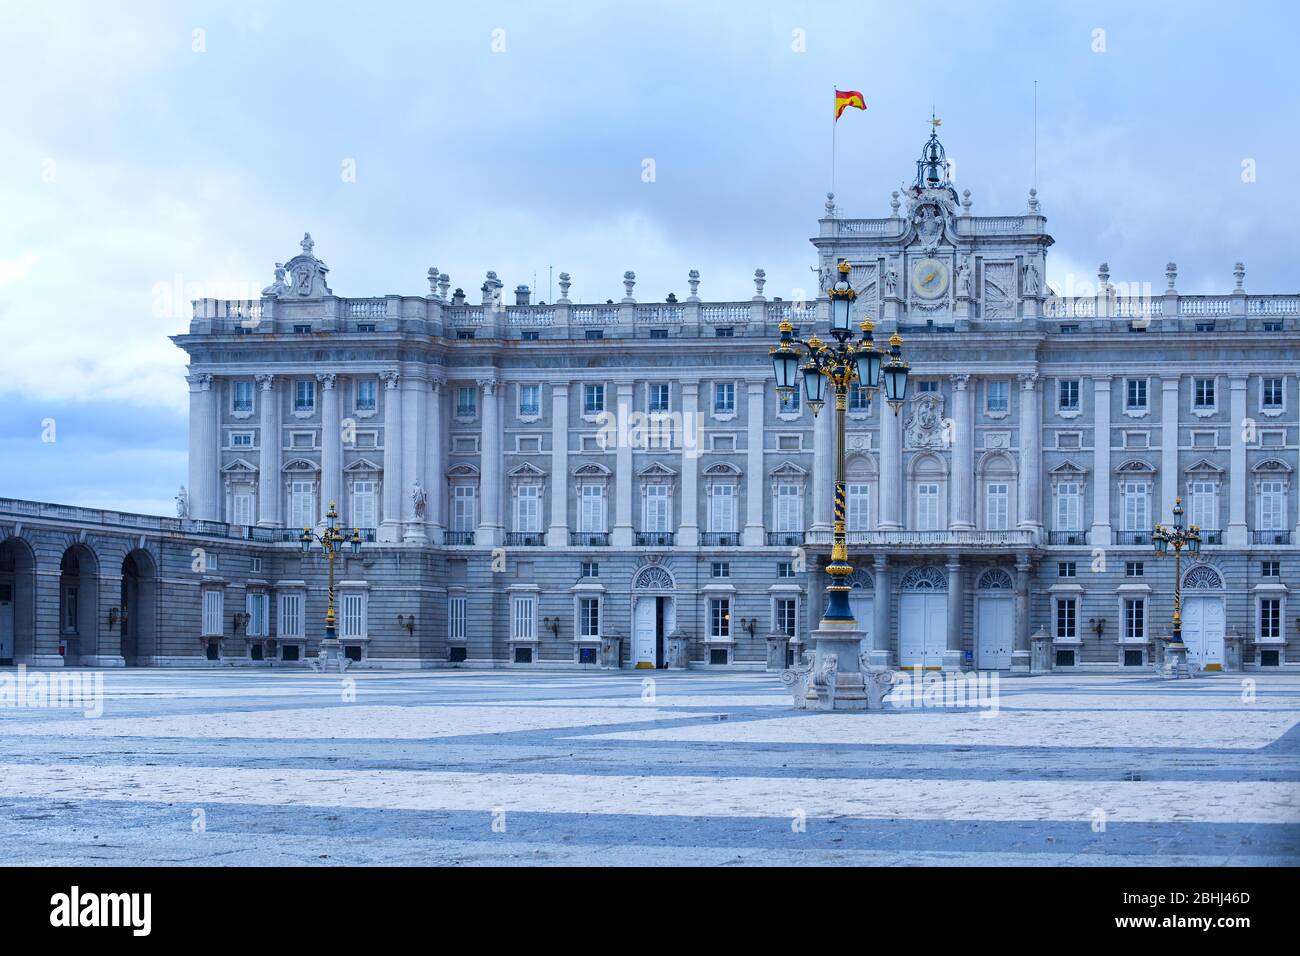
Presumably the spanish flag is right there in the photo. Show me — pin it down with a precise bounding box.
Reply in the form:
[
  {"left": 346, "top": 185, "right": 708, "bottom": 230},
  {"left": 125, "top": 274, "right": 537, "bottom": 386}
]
[{"left": 834, "top": 89, "right": 866, "bottom": 122}]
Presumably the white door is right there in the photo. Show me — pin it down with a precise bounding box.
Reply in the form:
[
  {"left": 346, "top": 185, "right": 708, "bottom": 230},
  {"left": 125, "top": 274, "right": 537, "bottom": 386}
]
[
  {"left": 0, "top": 583, "right": 12, "bottom": 659},
  {"left": 1183, "top": 596, "right": 1225, "bottom": 670},
  {"left": 850, "top": 592, "right": 874, "bottom": 656},
  {"left": 661, "top": 598, "right": 676, "bottom": 667},
  {"left": 977, "top": 596, "right": 1014, "bottom": 670},
  {"left": 633, "top": 597, "right": 656, "bottom": 668},
  {"left": 899, "top": 593, "right": 946, "bottom": 668}
]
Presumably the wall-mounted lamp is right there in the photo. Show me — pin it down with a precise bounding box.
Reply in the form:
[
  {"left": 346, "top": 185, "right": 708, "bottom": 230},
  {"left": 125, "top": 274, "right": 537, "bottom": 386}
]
[
  {"left": 542, "top": 616, "right": 561, "bottom": 638},
  {"left": 1088, "top": 617, "right": 1106, "bottom": 637},
  {"left": 397, "top": 614, "right": 417, "bottom": 635},
  {"left": 107, "top": 607, "right": 120, "bottom": 628},
  {"left": 740, "top": 617, "right": 759, "bottom": 637}
]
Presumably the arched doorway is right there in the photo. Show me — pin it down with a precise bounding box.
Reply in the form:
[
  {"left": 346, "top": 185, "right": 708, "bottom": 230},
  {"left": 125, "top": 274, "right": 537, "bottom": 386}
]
[
  {"left": 845, "top": 567, "right": 874, "bottom": 650},
  {"left": 899, "top": 565, "right": 947, "bottom": 669},
  {"left": 120, "top": 549, "right": 158, "bottom": 666},
  {"left": 59, "top": 544, "right": 100, "bottom": 663},
  {"left": 631, "top": 565, "right": 676, "bottom": 669},
  {"left": 1182, "top": 565, "right": 1225, "bottom": 670},
  {"left": 0, "top": 537, "right": 37, "bottom": 664},
  {"left": 975, "top": 567, "right": 1014, "bottom": 669}
]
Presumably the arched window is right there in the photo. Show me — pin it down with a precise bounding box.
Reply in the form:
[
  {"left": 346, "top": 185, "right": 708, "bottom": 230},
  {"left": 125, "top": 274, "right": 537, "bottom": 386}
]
[
  {"left": 977, "top": 568, "right": 1013, "bottom": 590},
  {"left": 1183, "top": 565, "right": 1223, "bottom": 590},
  {"left": 900, "top": 566, "right": 947, "bottom": 592}
]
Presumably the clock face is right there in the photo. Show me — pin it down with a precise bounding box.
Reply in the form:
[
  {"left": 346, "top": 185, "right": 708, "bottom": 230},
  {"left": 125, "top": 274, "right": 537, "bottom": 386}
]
[{"left": 911, "top": 258, "right": 949, "bottom": 299}]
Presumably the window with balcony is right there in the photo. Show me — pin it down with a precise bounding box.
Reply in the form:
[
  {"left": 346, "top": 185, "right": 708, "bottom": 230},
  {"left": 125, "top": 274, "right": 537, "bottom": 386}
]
[
  {"left": 708, "top": 484, "right": 736, "bottom": 533},
  {"left": 917, "top": 483, "right": 940, "bottom": 531},
  {"left": 1258, "top": 480, "right": 1286, "bottom": 531},
  {"left": 579, "top": 485, "right": 606, "bottom": 533},
  {"left": 289, "top": 480, "right": 315, "bottom": 529},
  {"left": 518, "top": 384, "right": 541, "bottom": 419},
  {"left": 986, "top": 380, "right": 1009, "bottom": 414},
  {"left": 846, "top": 484, "right": 871, "bottom": 531},
  {"left": 1122, "top": 481, "right": 1149, "bottom": 532},
  {"left": 351, "top": 480, "right": 377, "bottom": 529},
  {"left": 986, "top": 482, "right": 1009, "bottom": 531},
  {"left": 643, "top": 484, "right": 669, "bottom": 533},
  {"left": 231, "top": 492, "right": 254, "bottom": 527},
  {"left": 774, "top": 484, "right": 802, "bottom": 533},
  {"left": 1055, "top": 482, "right": 1081, "bottom": 532},
  {"left": 452, "top": 485, "right": 477, "bottom": 534},
  {"left": 294, "top": 380, "right": 316, "bottom": 413},
  {"left": 232, "top": 380, "right": 254, "bottom": 414},
  {"left": 515, "top": 485, "right": 541, "bottom": 533},
  {"left": 1189, "top": 481, "right": 1218, "bottom": 532},
  {"left": 356, "top": 379, "right": 377, "bottom": 412},
  {"left": 456, "top": 386, "right": 477, "bottom": 419}
]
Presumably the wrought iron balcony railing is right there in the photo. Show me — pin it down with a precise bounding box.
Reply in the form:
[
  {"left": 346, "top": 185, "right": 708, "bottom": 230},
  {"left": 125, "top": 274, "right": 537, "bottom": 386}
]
[{"left": 569, "top": 532, "right": 610, "bottom": 546}]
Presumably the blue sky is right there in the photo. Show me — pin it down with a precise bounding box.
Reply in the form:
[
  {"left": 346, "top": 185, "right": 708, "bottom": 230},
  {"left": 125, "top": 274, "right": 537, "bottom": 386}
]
[{"left": 1, "top": 0, "right": 1297, "bottom": 515}]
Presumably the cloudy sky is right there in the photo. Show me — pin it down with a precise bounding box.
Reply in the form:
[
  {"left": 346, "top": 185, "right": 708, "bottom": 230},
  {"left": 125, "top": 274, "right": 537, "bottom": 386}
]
[{"left": 1, "top": 0, "right": 1296, "bottom": 516}]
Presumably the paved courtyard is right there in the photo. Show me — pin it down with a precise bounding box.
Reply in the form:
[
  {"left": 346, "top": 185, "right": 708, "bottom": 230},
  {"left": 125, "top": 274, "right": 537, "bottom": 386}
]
[{"left": 0, "top": 667, "right": 1297, "bottom": 866}]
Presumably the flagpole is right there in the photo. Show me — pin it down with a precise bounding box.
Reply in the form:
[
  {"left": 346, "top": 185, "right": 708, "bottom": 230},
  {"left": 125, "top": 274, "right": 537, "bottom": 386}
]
[{"left": 831, "top": 86, "right": 837, "bottom": 201}]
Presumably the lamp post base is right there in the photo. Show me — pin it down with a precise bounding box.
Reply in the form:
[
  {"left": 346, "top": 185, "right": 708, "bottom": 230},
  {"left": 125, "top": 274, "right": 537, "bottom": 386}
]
[
  {"left": 311, "top": 638, "right": 351, "bottom": 674},
  {"left": 808, "top": 621, "right": 871, "bottom": 711},
  {"left": 1160, "top": 641, "right": 1191, "bottom": 679}
]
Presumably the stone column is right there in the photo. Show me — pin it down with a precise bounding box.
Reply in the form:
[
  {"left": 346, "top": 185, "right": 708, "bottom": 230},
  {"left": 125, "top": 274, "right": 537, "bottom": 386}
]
[
  {"left": 1011, "top": 554, "right": 1031, "bottom": 673},
  {"left": 878, "top": 392, "right": 903, "bottom": 530},
  {"left": 476, "top": 377, "right": 503, "bottom": 547},
  {"left": 1227, "top": 374, "right": 1248, "bottom": 546},
  {"left": 1161, "top": 376, "right": 1180, "bottom": 525},
  {"left": 318, "top": 373, "right": 341, "bottom": 525},
  {"left": 400, "top": 372, "right": 427, "bottom": 542},
  {"left": 610, "top": 382, "right": 635, "bottom": 547},
  {"left": 949, "top": 374, "right": 974, "bottom": 530},
  {"left": 378, "top": 370, "right": 403, "bottom": 542},
  {"left": 1017, "top": 372, "right": 1042, "bottom": 534},
  {"left": 256, "top": 374, "right": 280, "bottom": 526},
  {"left": 1090, "top": 376, "right": 1112, "bottom": 545},
  {"left": 425, "top": 381, "right": 445, "bottom": 542},
  {"left": 678, "top": 380, "right": 700, "bottom": 547},
  {"left": 869, "top": 553, "right": 891, "bottom": 668},
  {"left": 811, "top": 394, "right": 833, "bottom": 532},
  {"left": 743, "top": 379, "right": 766, "bottom": 546},
  {"left": 547, "top": 383, "right": 570, "bottom": 546},
  {"left": 186, "top": 372, "right": 219, "bottom": 521},
  {"left": 943, "top": 554, "right": 964, "bottom": 672}
]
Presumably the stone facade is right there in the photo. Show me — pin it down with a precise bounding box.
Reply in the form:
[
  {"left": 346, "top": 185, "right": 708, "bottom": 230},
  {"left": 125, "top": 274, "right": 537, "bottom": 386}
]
[{"left": 1, "top": 136, "right": 1296, "bottom": 672}]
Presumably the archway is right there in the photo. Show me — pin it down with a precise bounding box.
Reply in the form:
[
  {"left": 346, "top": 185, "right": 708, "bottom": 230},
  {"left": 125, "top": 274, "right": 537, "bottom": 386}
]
[
  {"left": 0, "top": 537, "right": 37, "bottom": 663},
  {"left": 120, "top": 549, "right": 158, "bottom": 666},
  {"left": 899, "top": 565, "right": 947, "bottom": 669},
  {"left": 631, "top": 565, "right": 676, "bottom": 669},
  {"left": 59, "top": 544, "right": 100, "bottom": 663},
  {"left": 1182, "top": 565, "right": 1225, "bottom": 670}
]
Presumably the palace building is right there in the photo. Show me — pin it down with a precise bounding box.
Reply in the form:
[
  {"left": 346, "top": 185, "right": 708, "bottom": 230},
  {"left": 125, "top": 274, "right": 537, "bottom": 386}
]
[{"left": 1, "top": 132, "right": 1296, "bottom": 672}]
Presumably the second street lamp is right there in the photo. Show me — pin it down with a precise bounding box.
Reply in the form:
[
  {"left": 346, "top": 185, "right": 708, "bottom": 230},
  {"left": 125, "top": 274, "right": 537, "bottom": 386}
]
[
  {"left": 301, "top": 500, "right": 362, "bottom": 672},
  {"left": 769, "top": 259, "right": 910, "bottom": 709},
  {"left": 1151, "top": 495, "right": 1202, "bottom": 678}
]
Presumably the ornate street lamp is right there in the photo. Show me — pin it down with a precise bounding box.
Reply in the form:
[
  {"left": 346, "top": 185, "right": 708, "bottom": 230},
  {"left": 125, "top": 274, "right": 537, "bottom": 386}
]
[
  {"left": 1152, "top": 496, "right": 1201, "bottom": 678},
  {"left": 301, "top": 500, "right": 362, "bottom": 672},
  {"left": 768, "top": 260, "right": 909, "bottom": 709}
]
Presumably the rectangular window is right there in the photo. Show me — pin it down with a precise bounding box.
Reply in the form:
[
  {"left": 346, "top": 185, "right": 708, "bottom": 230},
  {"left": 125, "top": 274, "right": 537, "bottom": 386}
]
[
  {"left": 580, "top": 561, "right": 599, "bottom": 578},
  {"left": 448, "top": 596, "right": 466, "bottom": 641},
  {"left": 709, "top": 484, "right": 736, "bottom": 533},
  {"left": 246, "top": 592, "right": 269, "bottom": 638},
  {"left": 231, "top": 492, "right": 254, "bottom": 527},
  {"left": 849, "top": 384, "right": 870, "bottom": 412},
  {"left": 294, "top": 380, "right": 316, "bottom": 412},
  {"left": 918, "top": 381, "right": 939, "bottom": 393},
  {"left": 293, "top": 323, "right": 312, "bottom": 334},
  {"left": 1264, "top": 320, "right": 1283, "bottom": 333},
  {"left": 452, "top": 486, "right": 477, "bottom": 533},
  {"left": 774, "top": 484, "right": 802, "bottom": 533},
  {"left": 1058, "top": 379, "right": 1080, "bottom": 411},
  {"left": 515, "top": 485, "right": 541, "bottom": 533},
  {"left": 648, "top": 383, "right": 670, "bottom": 413},
  {"left": 711, "top": 561, "right": 730, "bottom": 578},
  {"left": 290, "top": 480, "right": 314, "bottom": 529},
  {"left": 1194, "top": 377, "right": 1215, "bottom": 410},
  {"left": 649, "top": 328, "right": 668, "bottom": 339},
  {"left": 579, "top": 597, "right": 600, "bottom": 638},
  {"left": 1125, "top": 378, "right": 1148, "bottom": 410},
  {"left": 231, "top": 432, "right": 253, "bottom": 447},
  {"left": 456, "top": 386, "right": 477, "bottom": 418},
  {"left": 356, "top": 379, "right": 377, "bottom": 412},
  {"left": 846, "top": 483, "right": 870, "bottom": 531},
  {"left": 986, "top": 380, "right": 1009, "bottom": 414},
  {"left": 1058, "top": 561, "right": 1076, "bottom": 578},
  {"left": 583, "top": 384, "right": 605, "bottom": 416},
  {"left": 715, "top": 327, "right": 734, "bottom": 338},
  {"left": 986, "top": 482, "right": 1009, "bottom": 531},
  {"left": 580, "top": 485, "right": 606, "bottom": 532},
  {"left": 714, "top": 382, "right": 735, "bottom": 414},
  {"left": 585, "top": 329, "right": 604, "bottom": 340},
  {"left": 352, "top": 480, "right": 377, "bottom": 529},
  {"left": 339, "top": 593, "right": 366, "bottom": 639},
  {"left": 916, "top": 483, "right": 940, "bottom": 531},
  {"left": 710, "top": 598, "right": 731, "bottom": 639},
  {"left": 774, "top": 597, "right": 798, "bottom": 638},
  {"left": 643, "top": 485, "right": 669, "bottom": 532},
  {"left": 518, "top": 384, "right": 540, "bottom": 418},
  {"left": 202, "top": 590, "right": 224, "bottom": 636},
  {"left": 777, "top": 561, "right": 795, "bottom": 578},
  {"left": 511, "top": 594, "right": 536, "bottom": 641},
  {"left": 1261, "top": 560, "right": 1280, "bottom": 578},
  {"left": 1262, "top": 377, "right": 1284, "bottom": 409},
  {"left": 455, "top": 329, "right": 476, "bottom": 340},
  {"left": 1055, "top": 597, "right": 1077, "bottom": 640},
  {"left": 1123, "top": 598, "right": 1145, "bottom": 641},
  {"left": 1125, "top": 561, "right": 1144, "bottom": 577},
  {"left": 233, "top": 381, "right": 254, "bottom": 413},
  {"left": 278, "top": 592, "right": 303, "bottom": 639},
  {"left": 61, "top": 586, "right": 77, "bottom": 633},
  {"left": 1259, "top": 480, "right": 1285, "bottom": 530},
  {"left": 1189, "top": 481, "right": 1217, "bottom": 530},
  {"left": 1122, "top": 482, "right": 1149, "bottom": 532},
  {"left": 522, "top": 329, "right": 540, "bottom": 341},
  {"left": 1260, "top": 598, "right": 1281, "bottom": 641},
  {"left": 779, "top": 389, "right": 800, "bottom": 413},
  {"left": 1056, "top": 483, "right": 1081, "bottom": 531}
]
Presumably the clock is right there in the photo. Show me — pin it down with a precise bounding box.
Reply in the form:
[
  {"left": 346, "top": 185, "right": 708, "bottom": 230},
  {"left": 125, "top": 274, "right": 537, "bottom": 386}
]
[{"left": 910, "top": 258, "right": 949, "bottom": 299}]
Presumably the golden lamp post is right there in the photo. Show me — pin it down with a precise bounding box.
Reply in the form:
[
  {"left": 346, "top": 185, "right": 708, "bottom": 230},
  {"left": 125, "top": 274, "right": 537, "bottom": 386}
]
[
  {"left": 769, "top": 259, "right": 910, "bottom": 708},
  {"left": 301, "top": 500, "right": 362, "bottom": 672},
  {"left": 1151, "top": 495, "right": 1201, "bottom": 677}
]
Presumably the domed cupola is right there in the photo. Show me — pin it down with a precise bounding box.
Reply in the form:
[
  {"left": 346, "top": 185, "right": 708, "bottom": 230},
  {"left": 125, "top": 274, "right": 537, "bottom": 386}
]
[{"left": 912, "top": 119, "right": 958, "bottom": 202}]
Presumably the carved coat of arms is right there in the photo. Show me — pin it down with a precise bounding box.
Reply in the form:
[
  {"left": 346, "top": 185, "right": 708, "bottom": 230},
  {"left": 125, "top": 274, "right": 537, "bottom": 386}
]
[{"left": 905, "top": 392, "right": 947, "bottom": 449}]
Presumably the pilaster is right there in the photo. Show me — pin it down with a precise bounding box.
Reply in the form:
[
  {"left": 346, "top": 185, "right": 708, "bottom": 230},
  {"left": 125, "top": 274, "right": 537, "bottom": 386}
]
[
  {"left": 547, "top": 383, "right": 571, "bottom": 546},
  {"left": 378, "top": 370, "right": 403, "bottom": 542},
  {"left": 743, "top": 379, "right": 766, "bottom": 546},
  {"left": 1090, "top": 376, "right": 1112, "bottom": 544}
]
